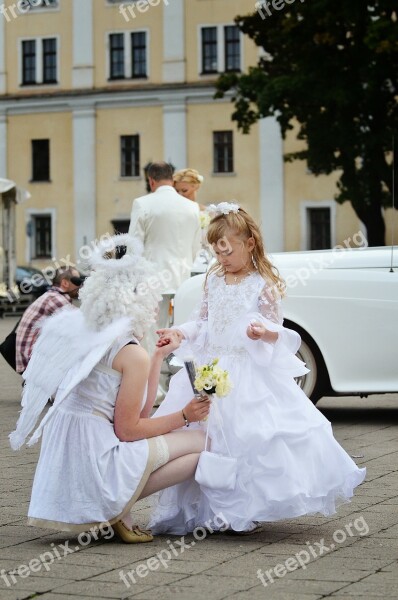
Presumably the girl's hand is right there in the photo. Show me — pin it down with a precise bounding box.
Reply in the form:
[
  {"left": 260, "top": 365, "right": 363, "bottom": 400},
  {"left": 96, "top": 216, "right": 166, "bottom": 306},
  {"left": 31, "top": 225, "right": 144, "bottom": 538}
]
[
  {"left": 183, "top": 395, "right": 211, "bottom": 424},
  {"left": 247, "top": 321, "right": 279, "bottom": 343},
  {"left": 247, "top": 321, "right": 267, "bottom": 340},
  {"left": 154, "top": 330, "right": 181, "bottom": 358},
  {"left": 156, "top": 328, "right": 185, "bottom": 348}
]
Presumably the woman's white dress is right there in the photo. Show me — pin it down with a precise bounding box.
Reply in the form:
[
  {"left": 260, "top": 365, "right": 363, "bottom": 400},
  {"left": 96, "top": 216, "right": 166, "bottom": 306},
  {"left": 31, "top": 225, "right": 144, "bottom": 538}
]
[
  {"left": 28, "top": 337, "right": 162, "bottom": 533},
  {"left": 149, "top": 271, "right": 366, "bottom": 534}
]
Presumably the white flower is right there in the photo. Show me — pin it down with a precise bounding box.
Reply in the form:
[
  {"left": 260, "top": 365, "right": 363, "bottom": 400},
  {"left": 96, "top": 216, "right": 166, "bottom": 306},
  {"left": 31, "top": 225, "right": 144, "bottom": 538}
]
[
  {"left": 197, "top": 174, "right": 204, "bottom": 183},
  {"left": 207, "top": 202, "right": 240, "bottom": 216}
]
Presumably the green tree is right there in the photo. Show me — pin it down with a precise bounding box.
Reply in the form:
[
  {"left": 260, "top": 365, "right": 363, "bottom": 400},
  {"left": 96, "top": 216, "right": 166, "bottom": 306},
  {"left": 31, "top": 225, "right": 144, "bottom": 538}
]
[{"left": 216, "top": 0, "right": 397, "bottom": 246}]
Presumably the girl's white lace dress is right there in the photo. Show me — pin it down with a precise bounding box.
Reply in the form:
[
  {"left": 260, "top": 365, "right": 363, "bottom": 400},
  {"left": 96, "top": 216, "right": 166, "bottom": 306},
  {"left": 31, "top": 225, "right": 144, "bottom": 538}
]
[{"left": 149, "top": 271, "right": 366, "bottom": 534}]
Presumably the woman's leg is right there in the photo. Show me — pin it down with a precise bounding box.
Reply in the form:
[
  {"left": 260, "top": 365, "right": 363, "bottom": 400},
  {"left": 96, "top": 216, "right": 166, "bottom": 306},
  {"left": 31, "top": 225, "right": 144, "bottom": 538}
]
[
  {"left": 137, "top": 430, "right": 205, "bottom": 500},
  {"left": 138, "top": 453, "right": 199, "bottom": 499}
]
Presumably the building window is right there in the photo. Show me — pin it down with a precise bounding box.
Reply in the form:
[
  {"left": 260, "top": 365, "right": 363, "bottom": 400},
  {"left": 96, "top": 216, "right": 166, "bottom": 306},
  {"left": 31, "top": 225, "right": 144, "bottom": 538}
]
[
  {"left": 108, "top": 31, "right": 148, "bottom": 80},
  {"left": 112, "top": 219, "right": 130, "bottom": 235},
  {"left": 131, "top": 32, "right": 147, "bottom": 78},
  {"left": 110, "top": 33, "right": 125, "bottom": 79},
  {"left": 32, "top": 139, "right": 50, "bottom": 182},
  {"left": 22, "top": 40, "right": 36, "bottom": 85},
  {"left": 200, "top": 25, "right": 241, "bottom": 74},
  {"left": 224, "top": 26, "right": 240, "bottom": 72},
  {"left": 307, "top": 207, "right": 332, "bottom": 250},
  {"left": 213, "top": 131, "right": 234, "bottom": 173},
  {"left": 121, "top": 135, "right": 140, "bottom": 177},
  {"left": 32, "top": 214, "right": 52, "bottom": 259},
  {"left": 201, "top": 27, "right": 218, "bottom": 74},
  {"left": 21, "top": 37, "right": 58, "bottom": 85},
  {"left": 43, "top": 38, "right": 57, "bottom": 83},
  {"left": 28, "top": 0, "right": 59, "bottom": 9}
]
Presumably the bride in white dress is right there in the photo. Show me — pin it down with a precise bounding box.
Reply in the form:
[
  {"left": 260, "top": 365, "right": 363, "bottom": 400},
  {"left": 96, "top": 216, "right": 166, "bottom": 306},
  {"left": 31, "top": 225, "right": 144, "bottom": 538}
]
[
  {"left": 9, "top": 235, "right": 210, "bottom": 543},
  {"left": 149, "top": 204, "right": 366, "bottom": 535}
]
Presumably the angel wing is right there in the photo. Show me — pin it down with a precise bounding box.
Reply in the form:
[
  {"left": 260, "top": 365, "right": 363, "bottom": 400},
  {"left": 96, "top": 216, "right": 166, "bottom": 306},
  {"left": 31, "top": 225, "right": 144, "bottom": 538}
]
[{"left": 10, "top": 307, "right": 130, "bottom": 450}]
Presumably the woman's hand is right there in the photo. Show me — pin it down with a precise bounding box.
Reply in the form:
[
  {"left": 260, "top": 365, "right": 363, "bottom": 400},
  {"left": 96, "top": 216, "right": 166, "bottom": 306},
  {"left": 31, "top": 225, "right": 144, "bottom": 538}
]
[
  {"left": 183, "top": 395, "right": 211, "bottom": 424},
  {"left": 154, "top": 330, "right": 181, "bottom": 358},
  {"left": 156, "top": 328, "right": 185, "bottom": 348},
  {"left": 247, "top": 321, "right": 279, "bottom": 343}
]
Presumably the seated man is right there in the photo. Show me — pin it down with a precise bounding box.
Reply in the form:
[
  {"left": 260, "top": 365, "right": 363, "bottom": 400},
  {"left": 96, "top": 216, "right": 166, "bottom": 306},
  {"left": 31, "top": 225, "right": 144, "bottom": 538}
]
[{"left": 15, "top": 267, "right": 83, "bottom": 374}]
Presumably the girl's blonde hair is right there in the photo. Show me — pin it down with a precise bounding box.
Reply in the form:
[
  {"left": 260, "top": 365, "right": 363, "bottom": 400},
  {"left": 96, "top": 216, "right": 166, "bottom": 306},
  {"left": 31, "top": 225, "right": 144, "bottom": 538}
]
[
  {"left": 206, "top": 208, "right": 286, "bottom": 297},
  {"left": 173, "top": 168, "right": 203, "bottom": 187}
]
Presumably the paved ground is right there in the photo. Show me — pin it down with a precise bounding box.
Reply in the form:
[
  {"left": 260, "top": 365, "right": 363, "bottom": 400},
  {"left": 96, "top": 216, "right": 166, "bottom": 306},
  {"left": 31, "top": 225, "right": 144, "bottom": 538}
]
[{"left": 0, "top": 316, "right": 397, "bottom": 600}]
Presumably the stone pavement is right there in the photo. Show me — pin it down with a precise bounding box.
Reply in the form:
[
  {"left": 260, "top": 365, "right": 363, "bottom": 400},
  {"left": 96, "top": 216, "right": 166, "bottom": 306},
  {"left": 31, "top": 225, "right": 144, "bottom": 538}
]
[{"left": 0, "top": 316, "right": 397, "bottom": 600}]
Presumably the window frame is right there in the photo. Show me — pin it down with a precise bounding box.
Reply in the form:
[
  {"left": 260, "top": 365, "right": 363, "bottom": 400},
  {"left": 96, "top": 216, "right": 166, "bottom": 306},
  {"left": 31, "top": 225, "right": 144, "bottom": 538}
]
[
  {"left": 19, "top": 35, "right": 59, "bottom": 87},
  {"left": 224, "top": 25, "right": 241, "bottom": 73},
  {"left": 213, "top": 130, "right": 234, "bottom": 174},
  {"left": 300, "top": 201, "right": 336, "bottom": 250},
  {"left": 120, "top": 134, "right": 140, "bottom": 178},
  {"left": 26, "top": 208, "right": 56, "bottom": 262},
  {"left": 22, "top": 39, "right": 36, "bottom": 85},
  {"left": 199, "top": 24, "right": 242, "bottom": 76},
  {"left": 109, "top": 32, "right": 125, "bottom": 80},
  {"left": 31, "top": 139, "right": 51, "bottom": 183},
  {"left": 107, "top": 30, "right": 149, "bottom": 81},
  {"left": 26, "top": 0, "right": 59, "bottom": 11},
  {"left": 201, "top": 26, "right": 218, "bottom": 75}
]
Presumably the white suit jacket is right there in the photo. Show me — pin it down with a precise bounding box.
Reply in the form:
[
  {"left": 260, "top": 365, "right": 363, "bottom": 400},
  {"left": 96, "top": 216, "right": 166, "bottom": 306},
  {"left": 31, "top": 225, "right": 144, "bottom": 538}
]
[{"left": 128, "top": 185, "right": 201, "bottom": 293}]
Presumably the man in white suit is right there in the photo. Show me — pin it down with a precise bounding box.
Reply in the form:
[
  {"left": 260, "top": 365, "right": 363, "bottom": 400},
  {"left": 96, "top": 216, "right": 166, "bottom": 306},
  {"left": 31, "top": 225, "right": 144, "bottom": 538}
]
[{"left": 129, "top": 162, "right": 201, "bottom": 352}]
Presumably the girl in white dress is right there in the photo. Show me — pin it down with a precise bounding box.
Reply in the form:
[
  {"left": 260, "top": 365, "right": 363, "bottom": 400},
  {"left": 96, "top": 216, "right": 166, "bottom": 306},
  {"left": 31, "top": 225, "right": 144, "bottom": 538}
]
[
  {"left": 9, "top": 235, "right": 210, "bottom": 543},
  {"left": 150, "top": 204, "right": 366, "bottom": 535}
]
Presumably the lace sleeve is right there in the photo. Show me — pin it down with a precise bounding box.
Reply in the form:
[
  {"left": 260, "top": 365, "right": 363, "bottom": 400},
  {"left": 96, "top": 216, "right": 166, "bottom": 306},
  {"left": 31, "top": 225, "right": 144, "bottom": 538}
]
[
  {"left": 258, "top": 283, "right": 282, "bottom": 325},
  {"left": 199, "top": 284, "right": 209, "bottom": 322}
]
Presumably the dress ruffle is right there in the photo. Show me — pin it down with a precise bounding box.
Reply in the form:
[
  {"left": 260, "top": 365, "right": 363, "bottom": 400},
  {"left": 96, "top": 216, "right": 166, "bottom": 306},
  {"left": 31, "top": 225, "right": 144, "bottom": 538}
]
[{"left": 150, "top": 272, "right": 366, "bottom": 534}]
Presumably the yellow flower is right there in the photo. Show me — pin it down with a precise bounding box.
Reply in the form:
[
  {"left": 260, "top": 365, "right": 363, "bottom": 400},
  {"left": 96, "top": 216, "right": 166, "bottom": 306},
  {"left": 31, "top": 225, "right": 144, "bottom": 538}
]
[
  {"left": 193, "top": 358, "right": 232, "bottom": 398},
  {"left": 199, "top": 212, "right": 211, "bottom": 230}
]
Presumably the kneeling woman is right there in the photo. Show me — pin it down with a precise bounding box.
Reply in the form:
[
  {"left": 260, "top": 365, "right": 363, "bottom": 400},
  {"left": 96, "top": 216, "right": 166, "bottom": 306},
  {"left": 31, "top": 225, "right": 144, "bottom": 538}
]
[{"left": 10, "top": 235, "right": 210, "bottom": 543}]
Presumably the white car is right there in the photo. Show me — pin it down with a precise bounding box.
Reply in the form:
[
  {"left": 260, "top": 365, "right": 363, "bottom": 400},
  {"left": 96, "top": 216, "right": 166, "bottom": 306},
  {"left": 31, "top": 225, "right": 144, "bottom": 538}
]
[{"left": 171, "top": 246, "right": 398, "bottom": 403}]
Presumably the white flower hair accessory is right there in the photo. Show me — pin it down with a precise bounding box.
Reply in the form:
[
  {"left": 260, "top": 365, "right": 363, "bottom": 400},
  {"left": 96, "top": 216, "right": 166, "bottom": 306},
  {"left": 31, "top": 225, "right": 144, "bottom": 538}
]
[
  {"left": 207, "top": 202, "right": 240, "bottom": 216},
  {"left": 197, "top": 174, "right": 204, "bottom": 183}
]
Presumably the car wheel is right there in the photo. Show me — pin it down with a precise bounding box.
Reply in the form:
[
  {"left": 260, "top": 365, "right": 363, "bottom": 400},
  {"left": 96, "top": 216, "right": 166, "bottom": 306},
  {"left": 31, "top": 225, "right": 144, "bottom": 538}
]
[{"left": 284, "top": 321, "right": 329, "bottom": 404}]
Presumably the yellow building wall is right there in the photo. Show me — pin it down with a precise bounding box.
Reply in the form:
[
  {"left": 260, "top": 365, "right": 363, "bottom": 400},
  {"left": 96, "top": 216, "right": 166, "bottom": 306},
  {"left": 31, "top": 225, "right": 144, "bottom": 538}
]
[
  {"left": 283, "top": 127, "right": 362, "bottom": 251},
  {"left": 96, "top": 105, "right": 164, "bottom": 237},
  {"left": 185, "top": 0, "right": 259, "bottom": 82},
  {"left": 4, "top": 0, "right": 73, "bottom": 94},
  {"left": 187, "top": 102, "right": 260, "bottom": 222},
  {"left": 93, "top": 0, "right": 164, "bottom": 88},
  {"left": 7, "top": 112, "right": 74, "bottom": 269}
]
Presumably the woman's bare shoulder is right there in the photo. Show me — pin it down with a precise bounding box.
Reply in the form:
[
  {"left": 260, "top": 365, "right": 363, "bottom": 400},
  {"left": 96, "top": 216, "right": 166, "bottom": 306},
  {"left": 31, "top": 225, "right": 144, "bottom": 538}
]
[{"left": 112, "top": 343, "right": 149, "bottom": 373}]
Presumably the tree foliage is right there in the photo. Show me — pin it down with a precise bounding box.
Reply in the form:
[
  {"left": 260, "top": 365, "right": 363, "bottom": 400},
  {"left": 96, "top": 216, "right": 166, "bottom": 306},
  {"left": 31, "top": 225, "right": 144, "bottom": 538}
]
[{"left": 216, "top": 0, "right": 398, "bottom": 245}]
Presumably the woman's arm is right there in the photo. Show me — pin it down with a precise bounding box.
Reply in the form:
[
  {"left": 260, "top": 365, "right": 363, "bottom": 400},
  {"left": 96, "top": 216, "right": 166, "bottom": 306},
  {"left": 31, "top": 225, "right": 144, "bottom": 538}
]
[
  {"left": 113, "top": 344, "right": 210, "bottom": 442},
  {"left": 141, "top": 330, "right": 181, "bottom": 417}
]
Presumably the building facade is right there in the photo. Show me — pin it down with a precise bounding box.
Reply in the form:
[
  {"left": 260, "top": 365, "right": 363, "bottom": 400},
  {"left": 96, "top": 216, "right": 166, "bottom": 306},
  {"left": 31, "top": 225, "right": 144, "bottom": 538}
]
[{"left": 0, "top": 0, "right": 392, "bottom": 272}]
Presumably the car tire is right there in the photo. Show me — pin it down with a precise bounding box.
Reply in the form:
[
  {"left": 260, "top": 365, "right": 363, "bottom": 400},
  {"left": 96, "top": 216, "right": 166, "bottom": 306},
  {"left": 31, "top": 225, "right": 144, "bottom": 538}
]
[{"left": 284, "top": 321, "right": 330, "bottom": 404}]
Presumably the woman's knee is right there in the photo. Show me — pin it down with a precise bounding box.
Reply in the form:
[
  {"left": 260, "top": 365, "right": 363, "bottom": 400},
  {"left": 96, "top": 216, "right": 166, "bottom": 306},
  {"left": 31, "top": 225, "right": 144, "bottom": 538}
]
[{"left": 164, "top": 429, "right": 205, "bottom": 460}]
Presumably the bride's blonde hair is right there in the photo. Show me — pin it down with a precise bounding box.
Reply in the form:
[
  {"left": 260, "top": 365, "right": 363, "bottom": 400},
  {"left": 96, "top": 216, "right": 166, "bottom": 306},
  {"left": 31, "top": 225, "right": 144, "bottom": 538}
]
[
  {"left": 206, "top": 208, "right": 286, "bottom": 297},
  {"left": 173, "top": 168, "right": 203, "bottom": 187}
]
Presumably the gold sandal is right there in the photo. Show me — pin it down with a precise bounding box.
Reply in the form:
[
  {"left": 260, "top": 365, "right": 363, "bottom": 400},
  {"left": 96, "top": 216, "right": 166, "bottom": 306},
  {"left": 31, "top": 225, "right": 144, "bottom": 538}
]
[{"left": 112, "top": 521, "right": 153, "bottom": 543}]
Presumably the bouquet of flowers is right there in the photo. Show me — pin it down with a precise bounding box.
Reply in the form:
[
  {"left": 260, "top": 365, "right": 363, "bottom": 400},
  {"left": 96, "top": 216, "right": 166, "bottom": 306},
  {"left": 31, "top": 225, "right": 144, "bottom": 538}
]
[{"left": 184, "top": 358, "right": 232, "bottom": 398}]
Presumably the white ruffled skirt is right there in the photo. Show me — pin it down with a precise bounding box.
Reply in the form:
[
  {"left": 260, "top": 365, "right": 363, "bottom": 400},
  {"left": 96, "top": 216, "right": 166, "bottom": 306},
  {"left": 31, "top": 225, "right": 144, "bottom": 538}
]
[{"left": 149, "top": 348, "right": 366, "bottom": 534}]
